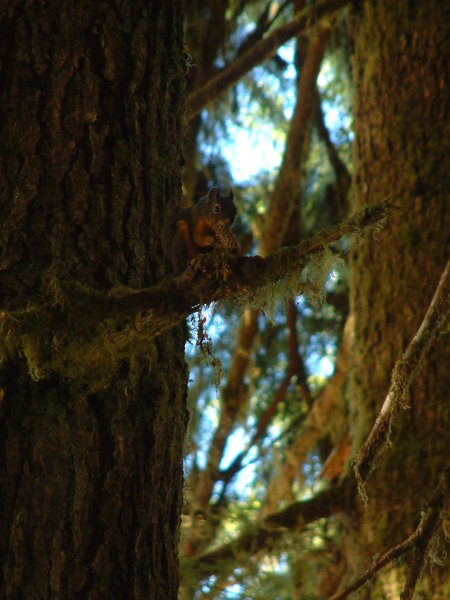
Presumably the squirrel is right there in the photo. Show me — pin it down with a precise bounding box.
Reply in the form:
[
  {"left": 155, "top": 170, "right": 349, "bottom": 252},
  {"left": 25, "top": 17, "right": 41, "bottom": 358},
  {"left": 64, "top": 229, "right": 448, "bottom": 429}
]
[{"left": 162, "top": 187, "right": 239, "bottom": 273}]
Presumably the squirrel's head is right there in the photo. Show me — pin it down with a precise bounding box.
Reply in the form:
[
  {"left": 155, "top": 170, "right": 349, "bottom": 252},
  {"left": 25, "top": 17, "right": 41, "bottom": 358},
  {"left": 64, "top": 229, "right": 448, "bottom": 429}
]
[{"left": 205, "top": 187, "right": 236, "bottom": 226}]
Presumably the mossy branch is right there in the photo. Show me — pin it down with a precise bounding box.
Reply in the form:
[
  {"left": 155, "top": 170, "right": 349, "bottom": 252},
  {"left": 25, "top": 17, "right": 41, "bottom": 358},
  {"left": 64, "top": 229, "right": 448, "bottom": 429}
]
[
  {"left": 0, "top": 199, "right": 395, "bottom": 383},
  {"left": 354, "top": 260, "right": 450, "bottom": 492}
]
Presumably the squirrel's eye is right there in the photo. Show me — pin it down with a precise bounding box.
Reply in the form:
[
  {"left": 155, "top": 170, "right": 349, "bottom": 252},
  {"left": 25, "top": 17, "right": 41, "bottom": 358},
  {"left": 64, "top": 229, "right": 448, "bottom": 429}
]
[{"left": 213, "top": 204, "right": 221, "bottom": 214}]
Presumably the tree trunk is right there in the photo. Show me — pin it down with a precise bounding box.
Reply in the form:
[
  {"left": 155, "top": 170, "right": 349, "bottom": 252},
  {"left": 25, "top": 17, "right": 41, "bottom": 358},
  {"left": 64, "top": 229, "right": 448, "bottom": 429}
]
[
  {"left": 347, "top": 0, "right": 449, "bottom": 594},
  {"left": 0, "top": 2, "right": 186, "bottom": 598}
]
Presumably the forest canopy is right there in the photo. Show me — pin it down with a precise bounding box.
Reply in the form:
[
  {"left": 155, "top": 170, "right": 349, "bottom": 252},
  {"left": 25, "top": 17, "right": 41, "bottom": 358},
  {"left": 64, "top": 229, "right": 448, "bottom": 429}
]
[
  {"left": 0, "top": 1, "right": 448, "bottom": 599},
  {"left": 178, "top": 1, "right": 450, "bottom": 598}
]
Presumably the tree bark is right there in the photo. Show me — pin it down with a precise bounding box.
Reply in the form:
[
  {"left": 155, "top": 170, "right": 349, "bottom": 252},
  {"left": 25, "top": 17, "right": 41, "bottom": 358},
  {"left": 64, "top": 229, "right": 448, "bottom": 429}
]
[
  {"left": 346, "top": 0, "right": 450, "bottom": 595},
  {"left": 0, "top": 2, "right": 186, "bottom": 598}
]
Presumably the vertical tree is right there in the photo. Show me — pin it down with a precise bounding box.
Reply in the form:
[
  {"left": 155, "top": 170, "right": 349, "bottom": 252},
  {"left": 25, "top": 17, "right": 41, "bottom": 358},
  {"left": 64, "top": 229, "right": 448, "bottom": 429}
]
[
  {"left": 346, "top": 0, "right": 449, "bottom": 595},
  {"left": 0, "top": 1, "right": 186, "bottom": 598}
]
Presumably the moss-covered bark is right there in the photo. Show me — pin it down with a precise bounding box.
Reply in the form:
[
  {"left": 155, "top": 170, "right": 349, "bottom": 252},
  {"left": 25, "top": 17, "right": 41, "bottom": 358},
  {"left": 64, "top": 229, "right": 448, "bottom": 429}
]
[
  {"left": 0, "top": 1, "right": 186, "bottom": 598},
  {"left": 347, "top": 0, "right": 449, "bottom": 595}
]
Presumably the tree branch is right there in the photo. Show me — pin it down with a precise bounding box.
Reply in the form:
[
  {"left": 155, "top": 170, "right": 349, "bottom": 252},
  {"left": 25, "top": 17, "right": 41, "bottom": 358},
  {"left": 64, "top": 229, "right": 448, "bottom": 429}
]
[
  {"left": 354, "top": 260, "right": 450, "bottom": 490},
  {"left": 236, "top": 0, "right": 290, "bottom": 57},
  {"left": 188, "top": 0, "right": 349, "bottom": 118},
  {"left": 109, "top": 198, "right": 394, "bottom": 319},
  {"left": 258, "top": 313, "right": 346, "bottom": 516},
  {"left": 330, "top": 466, "right": 449, "bottom": 600},
  {"left": 315, "top": 89, "right": 350, "bottom": 190},
  {"left": 399, "top": 469, "right": 447, "bottom": 600},
  {"left": 192, "top": 478, "right": 355, "bottom": 579},
  {"left": 261, "top": 24, "right": 331, "bottom": 255},
  {"left": 218, "top": 293, "right": 313, "bottom": 486},
  {"left": 287, "top": 296, "right": 312, "bottom": 408},
  {"left": 219, "top": 369, "right": 292, "bottom": 485},
  {"left": 315, "top": 89, "right": 351, "bottom": 218},
  {"left": 0, "top": 199, "right": 395, "bottom": 381}
]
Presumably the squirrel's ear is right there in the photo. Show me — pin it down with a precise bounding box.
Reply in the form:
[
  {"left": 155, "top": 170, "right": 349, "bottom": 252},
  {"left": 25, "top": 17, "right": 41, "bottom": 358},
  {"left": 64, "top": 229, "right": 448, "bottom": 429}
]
[{"left": 208, "top": 187, "right": 219, "bottom": 201}]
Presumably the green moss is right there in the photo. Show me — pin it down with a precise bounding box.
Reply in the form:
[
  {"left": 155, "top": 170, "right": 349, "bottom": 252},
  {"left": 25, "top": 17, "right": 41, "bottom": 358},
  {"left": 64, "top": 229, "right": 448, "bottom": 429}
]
[{"left": 241, "top": 246, "right": 343, "bottom": 321}]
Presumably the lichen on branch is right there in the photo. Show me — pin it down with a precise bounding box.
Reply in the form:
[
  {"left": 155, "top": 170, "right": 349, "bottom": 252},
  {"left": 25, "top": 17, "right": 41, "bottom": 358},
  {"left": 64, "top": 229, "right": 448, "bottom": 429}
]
[{"left": 0, "top": 199, "right": 396, "bottom": 384}]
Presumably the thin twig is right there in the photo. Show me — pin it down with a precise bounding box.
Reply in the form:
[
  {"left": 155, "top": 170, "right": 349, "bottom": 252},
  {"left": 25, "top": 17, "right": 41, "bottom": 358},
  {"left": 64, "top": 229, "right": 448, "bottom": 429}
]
[
  {"left": 287, "top": 297, "right": 312, "bottom": 408},
  {"left": 330, "top": 532, "right": 415, "bottom": 600}
]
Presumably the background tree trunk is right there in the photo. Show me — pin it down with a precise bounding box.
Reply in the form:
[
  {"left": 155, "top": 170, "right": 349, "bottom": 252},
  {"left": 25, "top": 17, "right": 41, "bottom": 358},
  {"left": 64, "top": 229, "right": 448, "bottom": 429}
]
[
  {"left": 0, "top": 2, "right": 186, "bottom": 598},
  {"left": 347, "top": 0, "right": 449, "bottom": 594}
]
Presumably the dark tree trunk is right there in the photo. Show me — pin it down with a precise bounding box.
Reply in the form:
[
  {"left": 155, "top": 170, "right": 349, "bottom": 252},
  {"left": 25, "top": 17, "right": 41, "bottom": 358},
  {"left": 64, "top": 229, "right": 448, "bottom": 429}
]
[
  {"left": 0, "top": 2, "right": 186, "bottom": 598},
  {"left": 347, "top": 0, "right": 449, "bottom": 595}
]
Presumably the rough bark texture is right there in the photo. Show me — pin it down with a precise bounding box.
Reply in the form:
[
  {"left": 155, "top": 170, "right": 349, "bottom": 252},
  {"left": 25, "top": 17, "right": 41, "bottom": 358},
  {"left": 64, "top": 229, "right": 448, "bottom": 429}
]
[
  {"left": 347, "top": 0, "right": 449, "bottom": 595},
  {"left": 0, "top": 2, "right": 186, "bottom": 598}
]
